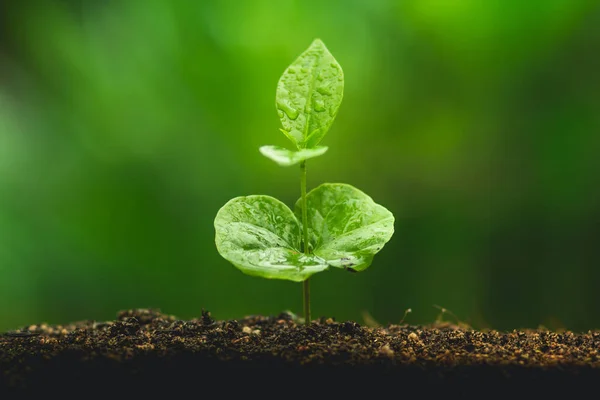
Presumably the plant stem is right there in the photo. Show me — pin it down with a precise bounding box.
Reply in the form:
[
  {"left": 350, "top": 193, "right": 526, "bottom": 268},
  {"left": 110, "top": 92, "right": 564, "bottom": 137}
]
[
  {"left": 303, "top": 278, "right": 310, "bottom": 326},
  {"left": 300, "top": 160, "right": 310, "bottom": 326}
]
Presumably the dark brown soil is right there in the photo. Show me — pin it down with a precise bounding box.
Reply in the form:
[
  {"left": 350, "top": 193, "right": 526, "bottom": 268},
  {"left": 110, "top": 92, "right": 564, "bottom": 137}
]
[{"left": 2, "top": 309, "right": 599, "bottom": 396}]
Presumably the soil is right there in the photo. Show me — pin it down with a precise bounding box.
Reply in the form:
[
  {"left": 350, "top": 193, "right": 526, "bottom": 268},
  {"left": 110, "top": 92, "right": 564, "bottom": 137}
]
[{"left": 1, "top": 309, "right": 599, "bottom": 397}]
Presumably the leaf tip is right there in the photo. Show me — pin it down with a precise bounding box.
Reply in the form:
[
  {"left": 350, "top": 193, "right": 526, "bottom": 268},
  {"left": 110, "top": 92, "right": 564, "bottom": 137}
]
[
  {"left": 258, "top": 145, "right": 271, "bottom": 155},
  {"left": 311, "top": 38, "right": 325, "bottom": 48}
]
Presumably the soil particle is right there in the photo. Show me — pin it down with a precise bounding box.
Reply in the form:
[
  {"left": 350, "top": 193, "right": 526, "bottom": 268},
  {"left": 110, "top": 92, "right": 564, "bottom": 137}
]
[{"left": 1, "top": 309, "right": 599, "bottom": 396}]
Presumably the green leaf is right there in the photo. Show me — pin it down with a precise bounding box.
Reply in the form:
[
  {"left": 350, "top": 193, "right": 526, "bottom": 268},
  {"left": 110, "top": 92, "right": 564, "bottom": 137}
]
[
  {"left": 276, "top": 39, "right": 344, "bottom": 149},
  {"left": 259, "top": 145, "right": 328, "bottom": 167},
  {"left": 214, "top": 195, "right": 328, "bottom": 282},
  {"left": 215, "top": 185, "right": 394, "bottom": 280},
  {"left": 294, "top": 183, "right": 394, "bottom": 272}
]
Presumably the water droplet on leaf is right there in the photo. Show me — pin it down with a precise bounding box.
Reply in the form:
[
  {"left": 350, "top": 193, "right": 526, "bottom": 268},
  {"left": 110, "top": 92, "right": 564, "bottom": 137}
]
[
  {"left": 317, "top": 86, "right": 332, "bottom": 95},
  {"left": 314, "top": 99, "right": 325, "bottom": 112},
  {"left": 277, "top": 100, "right": 299, "bottom": 120}
]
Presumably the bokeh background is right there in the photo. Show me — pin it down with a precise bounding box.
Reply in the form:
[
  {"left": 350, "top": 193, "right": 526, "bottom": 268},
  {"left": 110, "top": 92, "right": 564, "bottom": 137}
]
[{"left": 1, "top": 0, "right": 599, "bottom": 332}]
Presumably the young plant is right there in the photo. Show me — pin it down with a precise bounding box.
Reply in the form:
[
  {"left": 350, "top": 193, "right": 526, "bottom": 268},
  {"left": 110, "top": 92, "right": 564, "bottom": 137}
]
[{"left": 214, "top": 39, "right": 394, "bottom": 325}]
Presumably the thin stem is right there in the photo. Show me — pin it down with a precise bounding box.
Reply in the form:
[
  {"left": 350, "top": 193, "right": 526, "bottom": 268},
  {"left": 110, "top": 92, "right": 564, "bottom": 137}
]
[
  {"left": 303, "top": 279, "right": 310, "bottom": 326},
  {"left": 300, "top": 160, "right": 310, "bottom": 326},
  {"left": 300, "top": 161, "right": 309, "bottom": 254}
]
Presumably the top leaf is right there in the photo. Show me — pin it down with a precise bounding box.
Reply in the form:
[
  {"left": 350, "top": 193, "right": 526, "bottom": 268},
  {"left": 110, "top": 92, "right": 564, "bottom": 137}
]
[{"left": 276, "top": 39, "right": 344, "bottom": 149}]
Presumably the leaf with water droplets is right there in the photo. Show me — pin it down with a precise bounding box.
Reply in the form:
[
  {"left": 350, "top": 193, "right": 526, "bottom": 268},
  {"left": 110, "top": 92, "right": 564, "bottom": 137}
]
[
  {"left": 259, "top": 145, "right": 328, "bottom": 167},
  {"left": 294, "top": 183, "right": 394, "bottom": 272},
  {"left": 276, "top": 39, "right": 344, "bottom": 149},
  {"left": 214, "top": 195, "right": 329, "bottom": 281}
]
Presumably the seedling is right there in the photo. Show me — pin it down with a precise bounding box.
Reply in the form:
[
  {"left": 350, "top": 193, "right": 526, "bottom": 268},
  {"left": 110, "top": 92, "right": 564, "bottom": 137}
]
[{"left": 214, "top": 39, "right": 394, "bottom": 325}]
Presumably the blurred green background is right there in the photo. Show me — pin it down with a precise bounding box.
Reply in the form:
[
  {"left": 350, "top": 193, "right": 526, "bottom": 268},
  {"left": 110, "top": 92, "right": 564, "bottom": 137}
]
[{"left": 1, "top": 0, "right": 599, "bottom": 332}]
